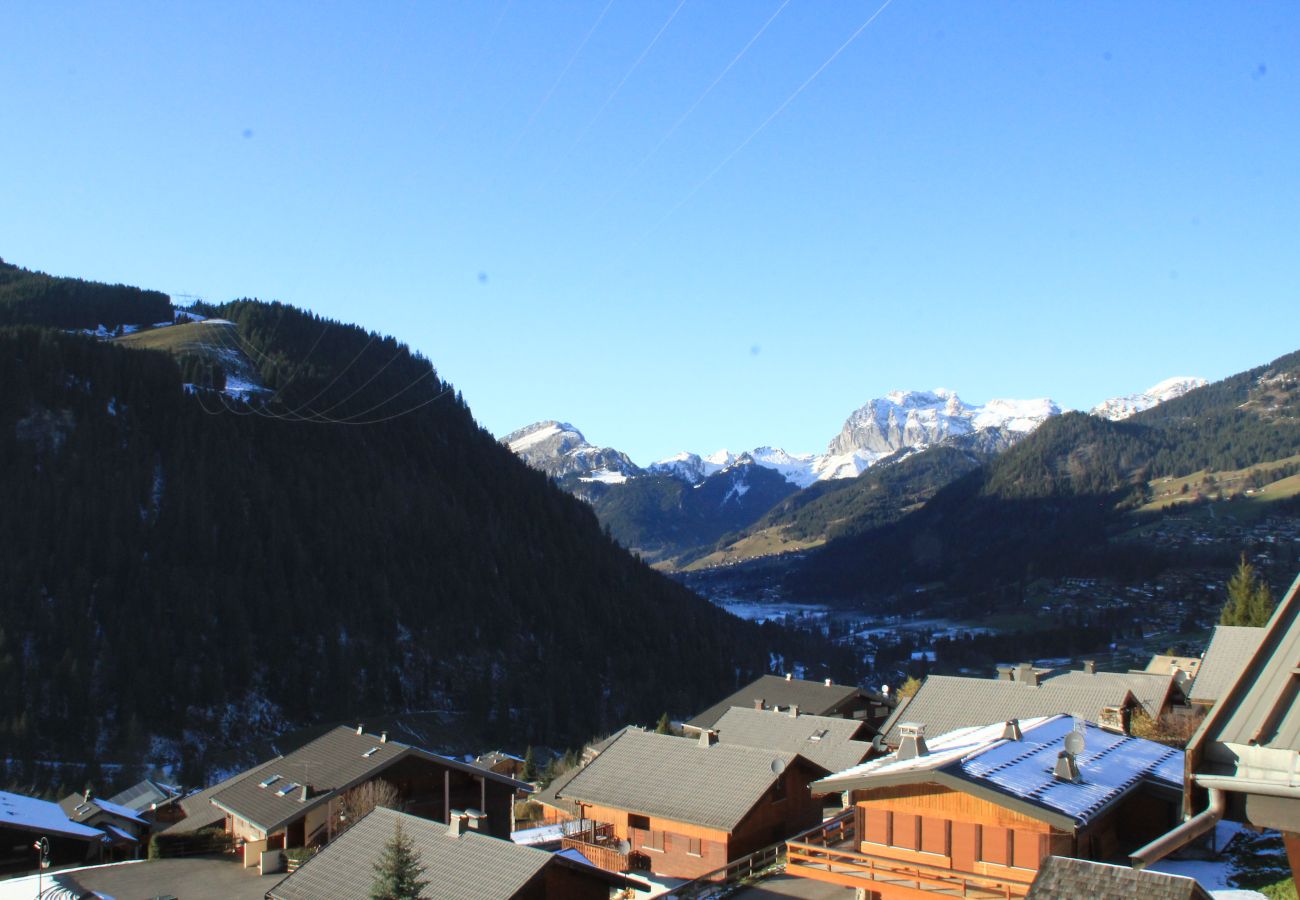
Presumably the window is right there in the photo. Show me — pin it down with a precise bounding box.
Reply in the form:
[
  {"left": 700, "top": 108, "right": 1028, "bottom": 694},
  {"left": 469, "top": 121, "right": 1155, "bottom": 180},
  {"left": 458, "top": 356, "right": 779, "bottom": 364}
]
[
  {"left": 863, "top": 809, "right": 889, "bottom": 845},
  {"left": 647, "top": 830, "right": 665, "bottom": 852},
  {"left": 979, "top": 826, "right": 1010, "bottom": 866},
  {"left": 920, "top": 817, "right": 949, "bottom": 856},
  {"left": 688, "top": 836, "right": 702, "bottom": 857},
  {"left": 891, "top": 813, "right": 920, "bottom": 851},
  {"left": 628, "top": 814, "right": 650, "bottom": 831},
  {"left": 1012, "top": 830, "right": 1044, "bottom": 870}
]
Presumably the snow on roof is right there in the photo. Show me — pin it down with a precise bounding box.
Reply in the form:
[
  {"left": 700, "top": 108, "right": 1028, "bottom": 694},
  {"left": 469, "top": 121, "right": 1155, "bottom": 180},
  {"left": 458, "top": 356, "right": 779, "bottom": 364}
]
[
  {"left": 0, "top": 790, "right": 105, "bottom": 841},
  {"left": 817, "top": 715, "right": 1183, "bottom": 829}
]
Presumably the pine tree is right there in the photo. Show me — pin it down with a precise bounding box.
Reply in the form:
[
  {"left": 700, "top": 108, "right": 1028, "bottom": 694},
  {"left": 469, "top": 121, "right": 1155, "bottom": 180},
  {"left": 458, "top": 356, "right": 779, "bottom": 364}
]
[
  {"left": 521, "top": 746, "right": 538, "bottom": 782},
  {"left": 654, "top": 712, "right": 672, "bottom": 735},
  {"left": 369, "top": 820, "right": 429, "bottom": 900},
  {"left": 1221, "top": 554, "right": 1276, "bottom": 627}
]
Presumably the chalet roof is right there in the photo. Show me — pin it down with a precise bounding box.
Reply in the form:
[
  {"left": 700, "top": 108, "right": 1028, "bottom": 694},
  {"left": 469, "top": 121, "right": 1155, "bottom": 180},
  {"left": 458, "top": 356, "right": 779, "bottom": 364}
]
[
  {"left": 59, "top": 793, "right": 149, "bottom": 828},
  {"left": 106, "top": 779, "right": 182, "bottom": 813},
  {"left": 1195, "top": 574, "right": 1300, "bottom": 753},
  {"left": 1046, "top": 670, "right": 1177, "bottom": 720},
  {"left": 816, "top": 716, "right": 1183, "bottom": 832},
  {"left": 159, "top": 766, "right": 261, "bottom": 834},
  {"left": 879, "top": 674, "right": 1138, "bottom": 748},
  {"left": 268, "top": 807, "right": 546, "bottom": 900},
  {"left": 554, "top": 730, "right": 826, "bottom": 833},
  {"left": 0, "top": 790, "right": 105, "bottom": 841},
  {"left": 1145, "top": 655, "right": 1201, "bottom": 679},
  {"left": 1027, "top": 856, "right": 1212, "bottom": 900},
  {"left": 686, "top": 674, "right": 865, "bottom": 730},
  {"left": 210, "top": 726, "right": 528, "bottom": 835},
  {"left": 1188, "top": 625, "right": 1266, "bottom": 704},
  {"left": 712, "top": 707, "right": 873, "bottom": 774}
]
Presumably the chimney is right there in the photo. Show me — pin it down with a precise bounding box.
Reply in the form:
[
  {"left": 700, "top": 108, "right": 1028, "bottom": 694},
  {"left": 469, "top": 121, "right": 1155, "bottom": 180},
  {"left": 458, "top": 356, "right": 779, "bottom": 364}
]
[
  {"left": 1053, "top": 750, "right": 1081, "bottom": 783},
  {"left": 699, "top": 729, "right": 718, "bottom": 748},
  {"left": 996, "top": 665, "right": 1015, "bottom": 682},
  {"left": 789, "top": 705, "right": 799, "bottom": 718},
  {"left": 754, "top": 698, "right": 765, "bottom": 711},
  {"left": 465, "top": 808, "right": 487, "bottom": 832},
  {"left": 897, "top": 723, "right": 929, "bottom": 761},
  {"left": 299, "top": 785, "right": 310, "bottom": 803},
  {"left": 83, "top": 788, "right": 93, "bottom": 803},
  {"left": 448, "top": 810, "right": 468, "bottom": 837},
  {"left": 824, "top": 678, "right": 832, "bottom": 687},
  {"left": 380, "top": 731, "right": 388, "bottom": 744},
  {"left": 356, "top": 724, "right": 364, "bottom": 735},
  {"left": 1017, "top": 664, "right": 1039, "bottom": 687},
  {"left": 1082, "top": 660, "right": 1097, "bottom": 675},
  {"left": 785, "top": 673, "right": 793, "bottom": 682},
  {"left": 1001, "top": 720, "right": 1022, "bottom": 741}
]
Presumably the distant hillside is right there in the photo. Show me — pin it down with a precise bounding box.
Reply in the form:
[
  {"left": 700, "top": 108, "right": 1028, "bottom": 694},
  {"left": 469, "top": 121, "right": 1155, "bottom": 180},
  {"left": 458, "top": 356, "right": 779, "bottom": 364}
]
[
  {"left": 0, "top": 258, "right": 171, "bottom": 329},
  {"left": 786, "top": 351, "right": 1300, "bottom": 609},
  {"left": 0, "top": 263, "right": 855, "bottom": 789}
]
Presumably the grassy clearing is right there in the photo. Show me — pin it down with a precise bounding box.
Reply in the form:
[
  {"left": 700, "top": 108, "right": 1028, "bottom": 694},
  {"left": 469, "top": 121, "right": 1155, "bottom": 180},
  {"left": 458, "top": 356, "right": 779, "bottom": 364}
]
[
  {"left": 681, "top": 527, "right": 825, "bottom": 572},
  {"left": 1141, "top": 454, "right": 1300, "bottom": 514},
  {"left": 112, "top": 320, "right": 236, "bottom": 356}
]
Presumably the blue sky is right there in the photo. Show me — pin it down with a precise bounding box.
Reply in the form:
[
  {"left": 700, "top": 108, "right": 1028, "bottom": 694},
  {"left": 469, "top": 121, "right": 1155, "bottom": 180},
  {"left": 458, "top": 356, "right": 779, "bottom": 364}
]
[{"left": 3, "top": 1, "right": 1297, "bottom": 463}]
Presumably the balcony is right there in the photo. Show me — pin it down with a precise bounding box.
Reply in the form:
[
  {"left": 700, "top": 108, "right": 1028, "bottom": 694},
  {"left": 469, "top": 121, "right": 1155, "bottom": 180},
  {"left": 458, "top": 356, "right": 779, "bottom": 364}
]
[
  {"left": 785, "top": 813, "right": 1031, "bottom": 899},
  {"left": 558, "top": 821, "right": 632, "bottom": 873}
]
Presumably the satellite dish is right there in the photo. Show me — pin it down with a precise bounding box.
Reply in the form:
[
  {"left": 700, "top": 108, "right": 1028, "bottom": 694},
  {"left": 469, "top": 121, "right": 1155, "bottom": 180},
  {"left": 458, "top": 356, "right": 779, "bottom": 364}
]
[
  {"left": 771, "top": 758, "right": 786, "bottom": 775},
  {"left": 1064, "top": 732, "right": 1085, "bottom": 755},
  {"left": 617, "top": 840, "right": 631, "bottom": 854}
]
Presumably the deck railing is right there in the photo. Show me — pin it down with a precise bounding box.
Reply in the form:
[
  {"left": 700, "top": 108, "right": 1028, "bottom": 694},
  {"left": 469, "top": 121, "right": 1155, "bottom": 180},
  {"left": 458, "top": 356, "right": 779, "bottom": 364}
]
[
  {"left": 559, "top": 821, "right": 629, "bottom": 873},
  {"left": 786, "top": 839, "right": 1032, "bottom": 898}
]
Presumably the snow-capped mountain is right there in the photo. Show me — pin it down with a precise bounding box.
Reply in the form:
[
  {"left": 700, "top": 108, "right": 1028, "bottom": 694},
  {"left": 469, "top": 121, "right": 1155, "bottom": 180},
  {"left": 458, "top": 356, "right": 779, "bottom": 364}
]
[
  {"left": 646, "top": 449, "right": 738, "bottom": 484},
  {"left": 814, "top": 390, "right": 1061, "bottom": 480},
  {"left": 1090, "top": 377, "right": 1208, "bottom": 421},
  {"left": 502, "top": 421, "right": 641, "bottom": 483}
]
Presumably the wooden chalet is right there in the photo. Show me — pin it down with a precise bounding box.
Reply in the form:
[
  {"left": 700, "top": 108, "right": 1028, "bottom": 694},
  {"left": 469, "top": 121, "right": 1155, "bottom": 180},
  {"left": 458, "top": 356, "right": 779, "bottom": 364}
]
[
  {"left": 543, "top": 729, "right": 828, "bottom": 880},
  {"left": 685, "top": 673, "right": 892, "bottom": 736},
  {"left": 268, "top": 806, "right": 646, "bottom": 900},
  {"left": 0, "top": 790, "right": 105, "bottom": 875},
  {"left": 786, "top": 715, "right": 1184, "bottom": 898},
  {"left": 205, "top": 725, "right": 527, "bottom": 864},
  {"left": 59, "top": 790, "right": 151, "bottom": 858},
  {"left": 1133, "top": 572, "right": 1300, "bottom": 883}
]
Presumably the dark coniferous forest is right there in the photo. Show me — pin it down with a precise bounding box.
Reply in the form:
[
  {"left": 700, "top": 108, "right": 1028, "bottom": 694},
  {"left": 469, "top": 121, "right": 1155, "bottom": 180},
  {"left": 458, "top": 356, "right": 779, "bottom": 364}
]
[{"left": 0, "top": 259, "right": 856, "bottom": 789}]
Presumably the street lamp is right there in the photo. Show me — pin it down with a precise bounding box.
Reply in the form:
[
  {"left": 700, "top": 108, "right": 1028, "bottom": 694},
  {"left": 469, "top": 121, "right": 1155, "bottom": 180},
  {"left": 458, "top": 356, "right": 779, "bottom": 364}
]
[{"left": 33, "top": 837, "right": 49, "bottom": 898}]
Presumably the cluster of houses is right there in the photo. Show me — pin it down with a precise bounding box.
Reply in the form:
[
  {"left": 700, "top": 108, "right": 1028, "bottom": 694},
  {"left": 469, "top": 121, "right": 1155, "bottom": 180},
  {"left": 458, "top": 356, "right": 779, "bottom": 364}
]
[{"left": 3, "top": 574, "right": 1298, "bottom": 898}]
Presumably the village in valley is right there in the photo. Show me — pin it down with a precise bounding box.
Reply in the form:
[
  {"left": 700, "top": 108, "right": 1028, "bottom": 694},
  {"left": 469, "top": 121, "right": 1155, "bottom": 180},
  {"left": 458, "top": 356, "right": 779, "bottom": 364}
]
[{"left": 3, "top": 565, "right": 1299, "bottom": 899}]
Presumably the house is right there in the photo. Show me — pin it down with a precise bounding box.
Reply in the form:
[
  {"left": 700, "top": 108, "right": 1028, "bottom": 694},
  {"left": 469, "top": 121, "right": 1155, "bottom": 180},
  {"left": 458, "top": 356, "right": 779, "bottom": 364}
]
[
  {"left": 474, "top": 750, "right": 527, "bottom": 781},
  {"left": 59, "top": 790, "right": 151, "bottom": 857},
  {"left": 786, "top": 715, "right": 1184, "bottom": 898},
  {"left": 0, "top": 790, "right": 105, "bottom": 874},
  {"left": 711, "top": 706, "right": 874, "bottom": 775},
  {"left": 1144, "top": 654, "right": 1202, "bottom": 694},
  {"left": 106, "top": 778, "right": 186, "bottom": 828},
  {"left": 1027, "top": 856, "right": 1212, "bottom": 899},
  {"left": 267, "top": 806, "right": 646, "bottom": 900},
  {"left": 546, "top": 729, "right": 828, "bottom": 879},
  {"left": 1185, "top": 624, "right": 1265, "bottom": 707},
  {"left": 685, "top": 673, "right": 892, "bottom": 735},
  {"left": 1132, "top": 572, "right": 1300, "bottom": 884},
  {"left": 877, "top": 663, "right": 1172, "bottom": 749},
  {"left": 157, "top": 766, "right": 257, "bottom": 835},
  {"left": 205, "top": 725, "right": 527, "bottom": 859}
]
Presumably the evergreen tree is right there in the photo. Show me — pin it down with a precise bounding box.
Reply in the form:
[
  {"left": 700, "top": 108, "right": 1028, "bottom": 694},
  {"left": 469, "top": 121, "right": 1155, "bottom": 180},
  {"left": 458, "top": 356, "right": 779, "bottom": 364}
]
[
  {"left": 1221, "top": 554, "right": 1276, "bottom": 627},
  {"left": 521, "top": 746, "right": 537, "bottom": 782},
  {"left": 369, "top": 820, "right": 429, "bottom": 900},
  {"left": 654, "top": 712, "right": 672, "bottom": 734}
]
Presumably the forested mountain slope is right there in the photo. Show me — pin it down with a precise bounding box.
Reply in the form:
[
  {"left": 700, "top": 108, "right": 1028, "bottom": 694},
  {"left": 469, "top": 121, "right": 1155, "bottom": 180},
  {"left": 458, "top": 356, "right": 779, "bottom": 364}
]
[
  {"left": 0, "top": 263, "right": 852, "bottom": 788},
  {"left": 788, "top": 350, "right": 1300, "bottom": 608}
]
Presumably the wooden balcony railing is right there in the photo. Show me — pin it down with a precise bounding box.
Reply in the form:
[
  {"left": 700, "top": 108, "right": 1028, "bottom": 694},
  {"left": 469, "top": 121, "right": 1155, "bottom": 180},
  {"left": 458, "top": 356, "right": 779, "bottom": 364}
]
[
  {"left": 786, "top": 842, "right": 1032, "bottom": 899},
  {"left": 559, "top": 822, "right": 629, "bottom": 873}
]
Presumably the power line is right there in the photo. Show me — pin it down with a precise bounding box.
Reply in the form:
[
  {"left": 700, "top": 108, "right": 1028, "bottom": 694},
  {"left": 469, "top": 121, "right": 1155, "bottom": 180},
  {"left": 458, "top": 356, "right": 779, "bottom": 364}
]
[{"left": 646, "top": 0, "right": 897, "bottom": 237}]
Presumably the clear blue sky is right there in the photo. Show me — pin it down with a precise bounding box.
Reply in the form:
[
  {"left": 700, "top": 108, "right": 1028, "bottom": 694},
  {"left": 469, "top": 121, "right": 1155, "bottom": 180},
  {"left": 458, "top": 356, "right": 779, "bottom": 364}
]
[{"left": 3, "top": 2, "right": 1297, "bottom": 463}]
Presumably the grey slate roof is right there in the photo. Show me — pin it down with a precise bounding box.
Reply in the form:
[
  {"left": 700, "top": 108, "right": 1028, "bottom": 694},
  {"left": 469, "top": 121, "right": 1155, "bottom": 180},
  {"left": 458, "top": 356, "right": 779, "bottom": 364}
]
[
  {"left": 712, "top": 707, "right": 872, "bottom": 774},
  {"left": 880, "top": 674, "right": 1139, "bottom": 748},
  {"left": 554, "top": 729, "right": 825, "bottom": 832},
  {"left": 210, "top": 726, "right": 527, "bottom": 835},
  {"left": 1046, "top": 669, "right": 1177, "bottom": 719},
  {"left": 159, "top": 766, "right": 266, "bottom": 834},
  {"left": 686, "top": 674, "right": 865, "bottom": 730},
  {"left": 1188, "top": 624, "right": 1266, "bottom": 703},
  {"left": 59, "top": 793, "right": 149, "bottom": 827},
  {"left": 106, "top": 779, "right": 181, "bottom": 813},
  {"left": 1027, "top": 856, "right": 1212, "bottom": 899},
  {"left": 268, "top": 806, "right": 550, "bottom": 900},
  {"left": 1197, "top": 574, "right": 1300, "bottom": 753}
]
